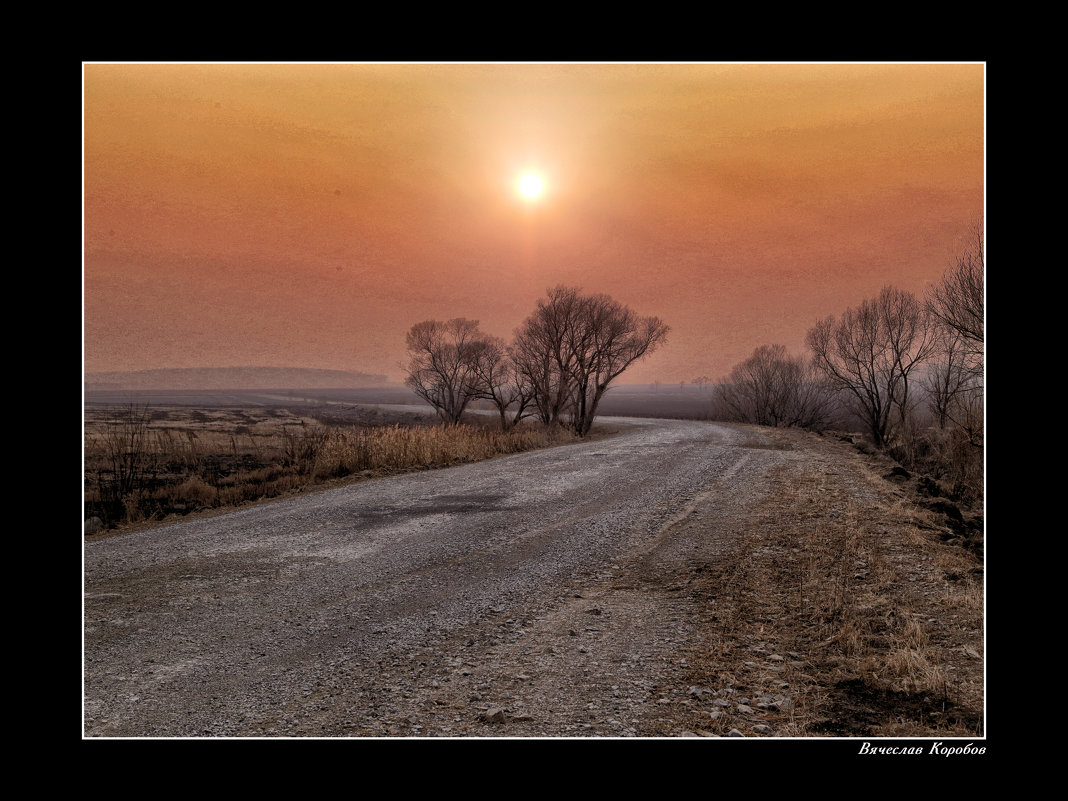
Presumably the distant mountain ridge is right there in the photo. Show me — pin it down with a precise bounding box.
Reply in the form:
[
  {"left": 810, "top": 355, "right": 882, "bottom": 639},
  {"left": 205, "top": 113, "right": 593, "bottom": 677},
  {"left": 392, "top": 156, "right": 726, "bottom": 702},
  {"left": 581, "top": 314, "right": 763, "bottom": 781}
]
[{"left": 85, "top": 367, "right": 391, "bottom": 390}]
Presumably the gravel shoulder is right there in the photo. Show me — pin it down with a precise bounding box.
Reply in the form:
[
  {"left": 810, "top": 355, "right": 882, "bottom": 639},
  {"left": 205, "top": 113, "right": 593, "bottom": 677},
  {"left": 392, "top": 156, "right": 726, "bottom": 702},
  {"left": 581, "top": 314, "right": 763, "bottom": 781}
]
[{"left": 83, "top": 419, "right": 984, "bottom": 738}]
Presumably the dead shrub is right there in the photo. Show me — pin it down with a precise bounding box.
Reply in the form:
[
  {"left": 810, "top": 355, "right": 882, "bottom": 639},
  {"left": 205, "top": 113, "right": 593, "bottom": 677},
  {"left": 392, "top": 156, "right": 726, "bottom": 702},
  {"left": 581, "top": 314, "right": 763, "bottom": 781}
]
[
  {"left": 281, "top": 423, "right": 330, "bottom": 474},
  {"left": 171, "top": 475, "right": 217, "bottom": 508}
]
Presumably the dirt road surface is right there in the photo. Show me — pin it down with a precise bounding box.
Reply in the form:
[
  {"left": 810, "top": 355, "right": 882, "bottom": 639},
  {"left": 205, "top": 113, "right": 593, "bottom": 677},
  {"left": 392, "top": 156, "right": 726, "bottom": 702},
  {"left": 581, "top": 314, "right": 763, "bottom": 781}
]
[{"left": 84, "top": 418, "right": 983, "bottom": 738}]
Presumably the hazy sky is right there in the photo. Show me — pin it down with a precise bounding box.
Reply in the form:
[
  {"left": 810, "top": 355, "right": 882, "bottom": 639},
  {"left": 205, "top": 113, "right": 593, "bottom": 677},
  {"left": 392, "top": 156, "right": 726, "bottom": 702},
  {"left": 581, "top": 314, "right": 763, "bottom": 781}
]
[{"left": 83, "top": 62, "right": 984, "bottom": 384}]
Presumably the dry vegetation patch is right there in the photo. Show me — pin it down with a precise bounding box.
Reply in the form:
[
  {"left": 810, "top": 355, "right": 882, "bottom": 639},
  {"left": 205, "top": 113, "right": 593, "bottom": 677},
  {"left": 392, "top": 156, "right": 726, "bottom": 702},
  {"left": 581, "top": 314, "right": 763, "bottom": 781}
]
[
  {"left": 663, "top": 429, "right": 983, "bottom": 737},
  {"left": 84, "top": 403, "right": 576, "bottom": 533}
]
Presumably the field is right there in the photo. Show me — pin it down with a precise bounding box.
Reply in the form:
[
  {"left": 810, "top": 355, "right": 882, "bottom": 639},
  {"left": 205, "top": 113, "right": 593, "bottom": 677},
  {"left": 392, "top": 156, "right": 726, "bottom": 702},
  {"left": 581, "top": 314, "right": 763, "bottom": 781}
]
[{"left": 83, "top": 388, "right": 578, "bottom": 532}]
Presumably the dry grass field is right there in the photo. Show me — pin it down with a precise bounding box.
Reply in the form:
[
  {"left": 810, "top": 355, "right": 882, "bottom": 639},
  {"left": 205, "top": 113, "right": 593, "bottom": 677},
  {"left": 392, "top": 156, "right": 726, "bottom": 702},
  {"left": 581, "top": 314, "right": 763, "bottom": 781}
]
[{"left": 83, "top": 400, "right": 573, "bottom": 533}]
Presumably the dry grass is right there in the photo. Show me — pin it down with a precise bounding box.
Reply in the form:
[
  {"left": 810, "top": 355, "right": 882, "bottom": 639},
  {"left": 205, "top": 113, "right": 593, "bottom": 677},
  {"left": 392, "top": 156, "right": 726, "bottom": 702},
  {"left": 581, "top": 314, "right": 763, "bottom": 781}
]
[
  {"left": 313, "top": 424, "right": 553, "bottom": 478},
  {"left": 671, "top": 431, "right": 983, "bottom": 737},
  {"left": 85, "top": 404, "right": 572, "bottom": 532}
]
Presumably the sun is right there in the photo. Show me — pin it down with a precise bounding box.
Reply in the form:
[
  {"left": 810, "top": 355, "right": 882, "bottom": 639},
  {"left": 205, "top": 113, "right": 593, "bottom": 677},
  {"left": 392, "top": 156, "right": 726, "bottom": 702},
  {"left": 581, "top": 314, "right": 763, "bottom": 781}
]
[{"left": 518, "top": 173, "right": 545, "bottom": 199}]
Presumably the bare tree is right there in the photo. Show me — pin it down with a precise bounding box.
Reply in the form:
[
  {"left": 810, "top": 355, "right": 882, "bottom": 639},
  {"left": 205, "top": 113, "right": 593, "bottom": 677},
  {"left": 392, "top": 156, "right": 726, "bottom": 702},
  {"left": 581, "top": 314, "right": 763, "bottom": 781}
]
[
  {"left": 514, "top": 286, "right": 669, "bottom": 437},
  {"left": 511, "top": 296, "right": 575, "bottom": 427},
  {"left": 877, "top": 285, "right": 936, "bottom": 433},
  {"left": 807, "top": 286, "right": 936, "bottom": 448},
  {"left": 921, "top": 323, "right": 983, "bottom": 453},
  {"left": 946, "top": 379, "right": 984, "bottom": 450},
  {"left": 922, "top": 327, "right": 974, "bottom": 430},
  {"left": 920, "top": 316, "right": 983, "bottom": 499},
  {"left": 404, "top": 318, "right": 489, "bottom": 425},
  {"left": 924, "top": 221, "right": 984, "bottom": 448},
  {"left": 928, "top": 220, "right": 984, "bottom": 366},
  {"left": 717, "top": 344, "right": 834, "bottom": 429},
  {"left": 566, "top": 290, "right": 670, "bottom": 437},
  {"left": 468, "top": 335, "right": 536, "bottom": 430},
  {"left": 718, "top": 344, "right": 795, "bottom": 427}
]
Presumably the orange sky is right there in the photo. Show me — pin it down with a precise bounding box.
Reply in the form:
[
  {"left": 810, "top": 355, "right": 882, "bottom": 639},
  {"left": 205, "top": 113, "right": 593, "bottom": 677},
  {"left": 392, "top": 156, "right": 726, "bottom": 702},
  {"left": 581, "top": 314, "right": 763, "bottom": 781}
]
[{"left": 83, "top": 63, "right": 984, "bottom": 384}]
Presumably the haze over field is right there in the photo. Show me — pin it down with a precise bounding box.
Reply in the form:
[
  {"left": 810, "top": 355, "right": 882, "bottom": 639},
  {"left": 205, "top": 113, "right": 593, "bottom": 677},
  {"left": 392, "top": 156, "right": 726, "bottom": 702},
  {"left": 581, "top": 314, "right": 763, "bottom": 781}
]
[{"left": 83, "top": 62, "right": 984, "bottom": 384}]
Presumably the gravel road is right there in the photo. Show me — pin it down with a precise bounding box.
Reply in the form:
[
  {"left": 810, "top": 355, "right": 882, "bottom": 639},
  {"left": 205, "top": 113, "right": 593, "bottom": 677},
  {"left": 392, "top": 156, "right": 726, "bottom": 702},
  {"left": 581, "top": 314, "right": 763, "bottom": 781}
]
[{"left": 83, "top": 418, "right": 826, "bottom": 737}]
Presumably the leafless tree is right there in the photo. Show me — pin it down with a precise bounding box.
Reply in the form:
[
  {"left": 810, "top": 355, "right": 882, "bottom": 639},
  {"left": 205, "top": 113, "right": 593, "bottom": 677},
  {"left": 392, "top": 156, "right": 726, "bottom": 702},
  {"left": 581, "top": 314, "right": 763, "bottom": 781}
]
[
  {"left": 567, "top": 290, "right": 670, "bottom": 437},
  {"left": 511, "top": 297, "right": 575, "bottom": 427},
  {"left": 716, "top": 344, "right": 835, "bottom": 429},
  {"left": 919, "top": 321, "right": 983, "bottom": 499},
  {"left": 808, "top": 286, "right": 936, "bottom": 448},
  {"left": 404, "top": 318, "right": 489, "bottom": 425},
  {"left": 924, "top": 221, "right": 984, "bottom": 449},
  {"left": 468, "top": 335, "right": 537, "bottom": 430},
  {"left": 945, "top": 379, "right": 983, "bottom": 450},
  {"left": 514, "top": 286, "right": 669, "bottom": 437},
  {"left": 922, "top": 327, "right": 975, "bottom": 430},
  {"left": 928, "top": 220, "right": 984, "bottom": 368}
]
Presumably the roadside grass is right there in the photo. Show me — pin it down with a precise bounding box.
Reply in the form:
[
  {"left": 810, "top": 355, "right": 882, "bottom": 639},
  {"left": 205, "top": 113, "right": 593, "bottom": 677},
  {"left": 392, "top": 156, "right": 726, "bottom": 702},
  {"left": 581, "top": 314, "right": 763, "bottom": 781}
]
[
  {"left": 675, "top": 431, "right": 983, "bottom": 738},
  {"left": 84, "top": 404, "right": 576, "bottom": 533}
]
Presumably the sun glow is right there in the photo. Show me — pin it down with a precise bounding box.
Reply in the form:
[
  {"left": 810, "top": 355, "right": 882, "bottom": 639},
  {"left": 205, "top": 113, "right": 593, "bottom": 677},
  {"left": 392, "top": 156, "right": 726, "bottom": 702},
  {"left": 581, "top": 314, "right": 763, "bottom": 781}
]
[{"left": 518, "top": 173, "right": 544, "bottom": 199}]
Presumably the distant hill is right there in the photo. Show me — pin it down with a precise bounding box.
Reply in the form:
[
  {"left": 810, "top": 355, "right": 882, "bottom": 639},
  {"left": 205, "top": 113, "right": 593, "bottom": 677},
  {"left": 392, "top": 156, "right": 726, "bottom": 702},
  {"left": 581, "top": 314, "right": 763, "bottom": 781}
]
[{"left": 85, "top": 367, "right": 391, "bottom": 391}]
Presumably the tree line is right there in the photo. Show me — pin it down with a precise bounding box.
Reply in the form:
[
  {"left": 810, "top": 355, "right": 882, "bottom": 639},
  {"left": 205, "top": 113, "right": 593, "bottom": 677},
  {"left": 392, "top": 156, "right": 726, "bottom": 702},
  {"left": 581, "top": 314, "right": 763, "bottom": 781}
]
[
  {"left": 404, "top": 286, "right": 669, "bottom": 437},
  {"left": 709, "top": 222, "right": 984, "bottom": 501},
  {"left": 403, "top": 224, "right": 983, "bottom": 499}
]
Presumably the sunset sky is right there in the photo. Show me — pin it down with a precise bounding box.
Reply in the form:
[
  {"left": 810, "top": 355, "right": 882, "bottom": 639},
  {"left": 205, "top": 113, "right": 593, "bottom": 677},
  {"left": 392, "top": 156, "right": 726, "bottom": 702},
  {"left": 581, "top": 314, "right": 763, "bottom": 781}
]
[{"left": 83, "top": 63, "right": 984, "bottom": 384}]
